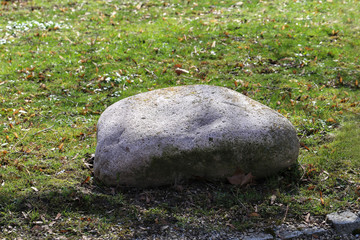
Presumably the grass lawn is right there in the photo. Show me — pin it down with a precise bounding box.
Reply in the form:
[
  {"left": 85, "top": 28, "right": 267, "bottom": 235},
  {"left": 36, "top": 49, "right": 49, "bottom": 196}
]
[{"left": 0, "top": 0, "right": 359, "bottom": 238}]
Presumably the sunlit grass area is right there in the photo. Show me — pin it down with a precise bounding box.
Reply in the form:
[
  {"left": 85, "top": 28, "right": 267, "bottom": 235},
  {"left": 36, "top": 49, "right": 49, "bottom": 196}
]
[{"left": 0, "top": 0, "right": 359, "bottom": 238}]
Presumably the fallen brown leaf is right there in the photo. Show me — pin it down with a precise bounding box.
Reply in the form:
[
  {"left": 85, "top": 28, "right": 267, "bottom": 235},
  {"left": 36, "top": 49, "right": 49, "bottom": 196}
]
[
  {"left": 227, "top": 170, "right": 254, "bottom": 186},
  {"left": 249, "top": 212, "right": 260, "bottom": 217},
  {"left": 320, "top": 191, "right": 325, "bottom": 205},
  {"left": 58, "top": 143, "right": 64, "bottom": 151},
  {"left": 326, "top": 118, "right": 336, "bottom": 123},
  {"left": 300, "top": 142, "right": 310, "bottom": 151},
  {"left": 81, "top": 176, "right": 91, "bottom": 185},
  {"left": 55, "top": 213, "right": 62, "bottom": 220},
  {"left": 355, "top": 186, "right": 360, "bottom": 197}
]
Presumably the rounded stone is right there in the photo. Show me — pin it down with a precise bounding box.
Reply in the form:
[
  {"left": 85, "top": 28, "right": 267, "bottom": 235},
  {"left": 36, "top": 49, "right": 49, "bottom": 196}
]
[{"left": 94, "top": 85, "right": 299, "bottom": 187}]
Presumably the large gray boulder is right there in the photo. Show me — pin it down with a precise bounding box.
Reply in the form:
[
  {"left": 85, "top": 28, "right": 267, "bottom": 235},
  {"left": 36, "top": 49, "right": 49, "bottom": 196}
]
[{"left": 94, "top": 85, "right": 299, "bottom": 187}]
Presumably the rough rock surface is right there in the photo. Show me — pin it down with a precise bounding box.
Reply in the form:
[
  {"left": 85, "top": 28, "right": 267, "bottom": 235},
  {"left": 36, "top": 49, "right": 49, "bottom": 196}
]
[
  {"left": 94, "top": 85, "right": 299, "bottom": 187},
  {"left": 327, "top": 211, "right": 360, "bottom": 234}
]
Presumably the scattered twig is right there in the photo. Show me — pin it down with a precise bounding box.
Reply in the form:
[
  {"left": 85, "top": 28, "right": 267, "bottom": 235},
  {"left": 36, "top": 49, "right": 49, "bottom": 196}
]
[
  {"left": 299, "top": 164, "right": 307, "bottom": 181},
  {"left": 232, "top": 190, "right": 247, "bottom": 210},
  {"left": 175, "top": 68, "right": 189, "bottom": 75},
  {"left": 12, "top": 132, "right": 29, "bottom": 151},
  {"left": 282, "top": 204, "right": 290, "bottom": 223},
  {"left": 144, "top": 68, "right": 158, "bottom": 79},
  {"left": 72, "top": 153, "right": 79, "bottom": 160},
  {"left": 33, "top": 125, "right": 55, "bottom": 136}
]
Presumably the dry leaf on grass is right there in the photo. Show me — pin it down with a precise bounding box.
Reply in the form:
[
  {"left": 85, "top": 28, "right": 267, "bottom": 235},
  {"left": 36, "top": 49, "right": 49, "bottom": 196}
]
[
  {"left": 249, "top": 212, "right": 260, "bottom": 217},
  {"left": 55, "top": 213, "right": 62, "bottom": 220},
  {"left": 227, "top": 170, "right": 254, "bottom": 186},
  {"left": 355, "top": 186, "right": 360, "bottom": 197},
  {"left": 270, "top": 194, "right": 276, "bottom": 205},
  {"left": 320, "top": 191, "right": 325, "bottom": 205},
  {"left": 81, "top": 176, "right": 91, "bottom": 185},
  {"left": 300, "top": 142, "right": 310, "bottom": 151}
]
